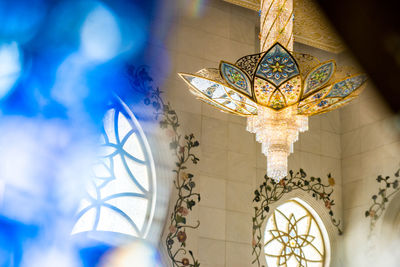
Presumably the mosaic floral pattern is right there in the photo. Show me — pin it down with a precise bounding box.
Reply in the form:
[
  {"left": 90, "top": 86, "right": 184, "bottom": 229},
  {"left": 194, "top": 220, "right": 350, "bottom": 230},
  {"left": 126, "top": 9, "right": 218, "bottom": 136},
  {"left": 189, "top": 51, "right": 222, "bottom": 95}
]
[
  {"left": 298, "top": 86, "right": 332, "bottom": 107},
  {"left": 297, "top": 73, "right": 366, "bottom": 116},
  {"left": 141, "top": 84, "right": 201, "bottom": 267},
  {"left": 179, "top": 73, "right": 257, "bottom": 116},
  {"left": 203, "top": 83, "right": 218, "bottom": 97},
  {"left": 326, "top": 74, "right": 367, "bottom": 98},
  {"left": 220, "top": 62, "right": 252, "bottom": 97},
  {"left": 179, "top": 42, "right": 368, "bottom": 118},
  {"left": 254, "top": 77, "right": 276, "bottom": 107},
  {"left": 279, "top": 75, "right": 301, "bottom": 105},
  {"left": 298, "top": 98, "right": 340, "bottom": 115},
  {"left": 318, "top": 97, "right": 356, "bottom": 114},
  {"left": 293, "top": 52, "right": 321, "bottom": 79},
  {"left": 256, "top": 43, "right": 300, "bottom": 87},
  {"left": 264, "top": 201, "right": 325, "bottom": 267},
  {"left": 216, "top": 88, "right": 257, "bottom": 115},
  {"left": 303, "top": 61, "right": 335, "bottom": 96},
  {"left": 235, "top": 52, "right": 263, "bottom": 77},
  {"left": 226, "top": 89, "right": 258, "bottom": 114},
  {"left": 269, "top": 90, "right": 286, "bottom": 110}
]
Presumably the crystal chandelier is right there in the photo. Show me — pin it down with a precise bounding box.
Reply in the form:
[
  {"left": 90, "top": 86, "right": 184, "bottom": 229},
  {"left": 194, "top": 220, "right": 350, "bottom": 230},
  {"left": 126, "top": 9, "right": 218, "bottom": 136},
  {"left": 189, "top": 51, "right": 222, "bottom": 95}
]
[
  {"left": 247, "top": 105, "right": 308, "bottom": 179},
  {"left": 178, "top": 0, "right": 367, "bottom": 181}
]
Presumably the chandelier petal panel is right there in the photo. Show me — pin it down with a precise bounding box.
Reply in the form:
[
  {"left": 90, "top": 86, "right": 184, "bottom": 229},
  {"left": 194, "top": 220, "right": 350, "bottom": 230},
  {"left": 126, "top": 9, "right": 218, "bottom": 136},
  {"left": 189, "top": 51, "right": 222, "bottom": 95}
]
[
  {"left": 297, "top": 97, "right": 341, "bottom": 115},
  {"left": 254, "top": 77, "right": 276, "bottom": 106},
  {"left": 179, "top": 72, "right": 258, "bottom": 116},
  {"left": 235, "top": 52, "right": 263, "bottom": 77},
  {"left": 280, "top": 75, "right": 302, "bottom": 105},
  {"left": 319, "top": 96, "right": 358, "bottom": 113},
  {"left": 220, "top": 61, "right": 252, "bottom": 97},
  {"left": 326, "top": 74, "right": 368, "bottom": 98},
  {"left": 269, "top": 89, "right": 286, "bottom": 109},
  {"left": 255, "top": 43, "right": 300, "bottom": 88},
  {"left": 293, "top": 52, "right": 321, "bottom": 79},
  {"left": 199, "top": 97, "right": 237, "bottom": 115},
  {"left": 178, "top": 0, "right": 367, "bottom": 181},
  {"left": 298, "top": 85, "right": 332, "bottom": 107},
  {"left": 303, "top": 60, "right": 336, "bottom": 96}
]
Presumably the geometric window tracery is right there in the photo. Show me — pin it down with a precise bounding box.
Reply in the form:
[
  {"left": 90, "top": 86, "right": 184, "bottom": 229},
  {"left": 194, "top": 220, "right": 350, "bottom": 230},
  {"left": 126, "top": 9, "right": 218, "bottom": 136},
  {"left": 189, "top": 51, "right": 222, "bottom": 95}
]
[
  {"left": 264, "top": 200, "right": 326, "bottom": 267},
  {"left": 71, "top": 97, "right": 156, "bottom": 239}
]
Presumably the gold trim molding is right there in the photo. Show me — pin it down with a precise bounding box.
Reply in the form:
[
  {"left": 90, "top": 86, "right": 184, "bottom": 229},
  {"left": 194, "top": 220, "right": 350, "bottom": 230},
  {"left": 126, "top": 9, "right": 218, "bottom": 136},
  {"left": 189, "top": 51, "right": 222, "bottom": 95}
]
[
  {"left": 223, "top": 0, "right": 260, "bottom": 11},
  {"left": 293, "top": 0, "right": 344, "bottom": 53}
]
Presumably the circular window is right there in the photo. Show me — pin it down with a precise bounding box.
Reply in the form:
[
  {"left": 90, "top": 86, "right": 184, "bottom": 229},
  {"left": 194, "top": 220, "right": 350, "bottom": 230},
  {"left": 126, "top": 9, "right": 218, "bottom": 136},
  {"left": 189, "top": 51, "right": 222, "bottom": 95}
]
[
  {"left": 264, "top": 199, "right": 328, "bottom": 266},
  {"left": 72, "top": 97, "right": 156, "bottom": 239}
]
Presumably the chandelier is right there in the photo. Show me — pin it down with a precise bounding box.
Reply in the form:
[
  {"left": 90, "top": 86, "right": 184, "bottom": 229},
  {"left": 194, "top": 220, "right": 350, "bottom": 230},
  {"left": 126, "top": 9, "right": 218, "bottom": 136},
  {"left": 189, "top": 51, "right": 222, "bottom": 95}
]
[{"left": 178, "top": 0, "right": 367, "bottom": 181}]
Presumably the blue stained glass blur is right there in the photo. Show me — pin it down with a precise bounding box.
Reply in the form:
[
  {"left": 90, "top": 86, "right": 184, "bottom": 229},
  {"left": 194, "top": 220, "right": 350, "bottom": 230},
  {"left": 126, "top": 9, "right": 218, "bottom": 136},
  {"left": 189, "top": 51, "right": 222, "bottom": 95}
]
[
  {"left": 0, "top": 0, "right": 167, "bottom": 266},
  {"left": 72, "top": 96, "right": 156, "bottom": 239}
]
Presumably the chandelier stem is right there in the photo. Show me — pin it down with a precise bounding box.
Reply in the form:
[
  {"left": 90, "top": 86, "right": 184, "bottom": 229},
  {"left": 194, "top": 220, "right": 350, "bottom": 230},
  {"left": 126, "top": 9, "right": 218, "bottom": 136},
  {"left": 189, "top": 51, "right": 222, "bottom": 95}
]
[{"left": 260, "top": 0, "right": 293, "bottom": 52}]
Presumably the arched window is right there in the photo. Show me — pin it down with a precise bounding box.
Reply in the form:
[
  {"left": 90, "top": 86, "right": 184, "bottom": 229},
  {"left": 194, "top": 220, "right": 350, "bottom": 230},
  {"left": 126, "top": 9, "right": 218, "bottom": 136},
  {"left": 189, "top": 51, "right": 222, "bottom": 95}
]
[
  {"left": 264, "top": 199, "right": 329, "bottom": 267},
  {"left": 72, "top": 97, "right": 156, "bottom": 239}
]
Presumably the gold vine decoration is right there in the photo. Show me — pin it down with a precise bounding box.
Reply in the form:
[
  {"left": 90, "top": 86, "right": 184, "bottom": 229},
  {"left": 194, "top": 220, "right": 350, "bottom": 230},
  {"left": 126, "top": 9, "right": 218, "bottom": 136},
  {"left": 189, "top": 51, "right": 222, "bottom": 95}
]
[
  {"left": 127, "top": 64, "right": 201, "bottom": 267},
  {"left": 365, "top": 168, "right": 400, "bottom": 233},
  {"left": 252, "top": 169, "right": 342, "bottom": 266}
]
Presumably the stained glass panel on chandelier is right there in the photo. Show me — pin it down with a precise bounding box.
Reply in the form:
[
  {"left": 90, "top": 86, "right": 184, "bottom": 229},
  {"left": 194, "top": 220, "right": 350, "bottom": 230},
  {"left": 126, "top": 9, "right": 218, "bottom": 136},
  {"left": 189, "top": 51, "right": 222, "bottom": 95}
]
[
  {"left": 71, "top": 97, "right": 156, "bottom": 240},
  {"left": 264, "top": 200, "right": 328, "bottom": 267},
  {"left": 298, "top": 86, "right": 332, "bottom": 107},
  {"left": 268, "top": 90, "right": 286, "bottom": 110},
  {"left": 255, "top": 43, "right": 300, "bottom": 87},
  {"left": 220, "top": 61, "right": 252, "bottom": 97},
  {"left": 279, "top": 75, "right": 301, "bottom": 105},
  {"left": 303, "top": 61, "right": 336, "bottom": 97},
  {"left": 254, "top": 77, "right": 276, "bottom": 106},
  {"left": 178, "top": 73, "right": 258, "bottom": 116},
  {"left": 326, "top": 74, "right": 367, "bottom": 98}
]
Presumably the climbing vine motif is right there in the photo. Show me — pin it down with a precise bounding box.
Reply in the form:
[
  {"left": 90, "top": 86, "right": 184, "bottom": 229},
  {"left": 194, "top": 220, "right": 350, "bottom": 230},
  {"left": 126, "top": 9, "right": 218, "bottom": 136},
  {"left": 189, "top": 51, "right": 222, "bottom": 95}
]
[
  {"left": 365, "top": 168, "right": 400, "bottom": 233},
  {"left": 252, "top": 169, "right": 342, "bottom": 267},
  {"left": 128, "top": 65, "right": 201, "bottom": 267}
]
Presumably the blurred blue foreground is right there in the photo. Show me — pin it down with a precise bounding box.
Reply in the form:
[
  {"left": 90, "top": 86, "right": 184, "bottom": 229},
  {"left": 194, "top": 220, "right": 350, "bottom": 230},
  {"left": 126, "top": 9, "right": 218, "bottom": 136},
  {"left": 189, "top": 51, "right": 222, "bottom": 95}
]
[{"left": 0, "top": 0, "right": 167, "bottom": 266}]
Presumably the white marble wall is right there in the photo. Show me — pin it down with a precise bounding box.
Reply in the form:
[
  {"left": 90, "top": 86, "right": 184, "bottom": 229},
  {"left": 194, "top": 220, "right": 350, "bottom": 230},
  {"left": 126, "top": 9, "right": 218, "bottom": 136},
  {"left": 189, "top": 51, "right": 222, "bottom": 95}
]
[
  {"left": 154, "top": 0, "right": 399, "bottom": 266},
  {"left": 339, "top": 69, "right": 400, "bottom": 266},
  {"left": 159, "top": 1, "right": 260, "bottom": 266}
]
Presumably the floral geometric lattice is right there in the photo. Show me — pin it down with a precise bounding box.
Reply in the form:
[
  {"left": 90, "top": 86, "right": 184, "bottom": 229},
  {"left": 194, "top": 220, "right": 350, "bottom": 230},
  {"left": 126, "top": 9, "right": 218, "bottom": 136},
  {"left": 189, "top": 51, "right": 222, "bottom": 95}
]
[
  {"left": 297, "top": 97, "right": 340, "bottom": 115},
  {"left": 298, "top": 85, "right": 332, "bottom": 107},
  {"left": 279, "top": 75, "right": 302, "bottom": 105},
  {"left": 179, "top": 42, "right": 366, "bottom": 117},
  {"left": 254, "top": 77, "right": 276, "bottom": 107},
  {"left": 220, "top": 61, "right": 252, "bottom": 97},
  {"left": 303, "top": 61, "right": 335, "bottom": 96},
  {"left": 269, "top": 90, "right": 286, "bottom": 110},
  {"left": 326, "top": 74, "right": 367, "bottom": 98},
  {"left": 252, "top": 170, "right": 341, "bottom": 267},
  {"left": 256, "top": 43, "right": 300, "bottom": 87},
  {"left": 264, "top": 200, "right": 325, "bottom": 267},
  {"left": 235, "top": 52, "right": 263, "bottom": 77},
  {"left": 317, "top": 97, "right": 357, "bottom": 114}
]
